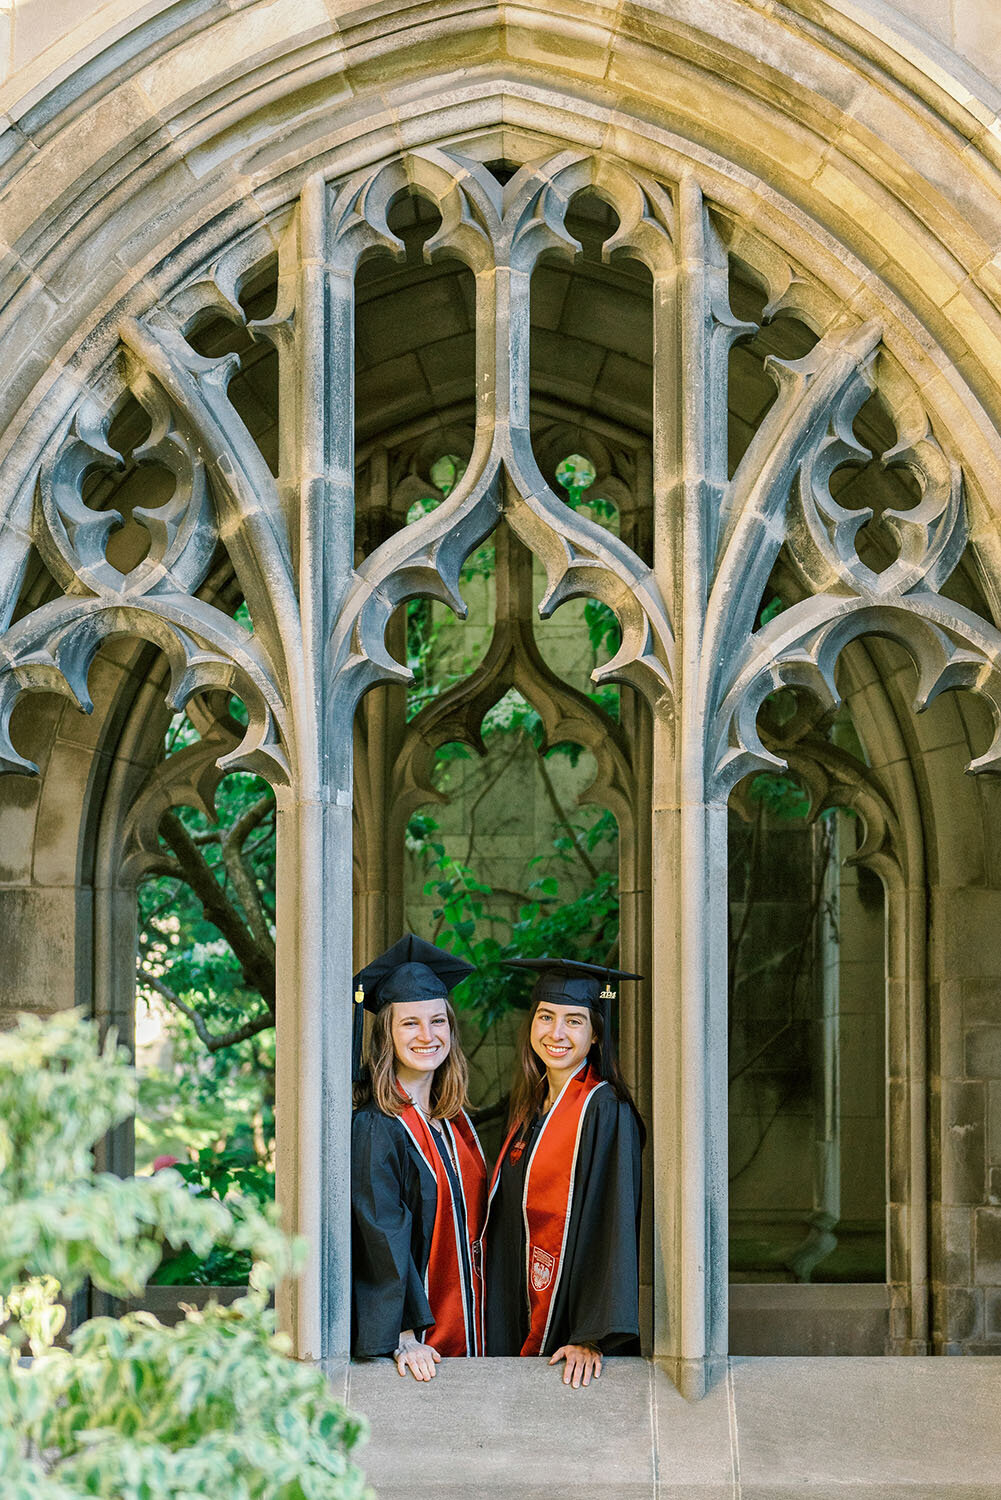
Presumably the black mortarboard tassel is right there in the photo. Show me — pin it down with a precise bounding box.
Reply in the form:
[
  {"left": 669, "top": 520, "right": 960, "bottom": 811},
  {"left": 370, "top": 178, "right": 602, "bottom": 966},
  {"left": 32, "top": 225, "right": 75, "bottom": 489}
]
[{"left": 352, "top": 934, "right": 475, "bottom": 1082}]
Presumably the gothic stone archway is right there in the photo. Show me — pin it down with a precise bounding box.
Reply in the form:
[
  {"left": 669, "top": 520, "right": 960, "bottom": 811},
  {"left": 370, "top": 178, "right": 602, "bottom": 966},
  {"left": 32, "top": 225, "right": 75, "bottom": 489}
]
[{"left": 5, "top": 125, "right": 1001, "bottom": 1395}]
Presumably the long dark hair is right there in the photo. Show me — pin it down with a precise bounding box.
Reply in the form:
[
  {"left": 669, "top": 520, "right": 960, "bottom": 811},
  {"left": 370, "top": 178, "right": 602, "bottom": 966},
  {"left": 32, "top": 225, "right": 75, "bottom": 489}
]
[
  {"left": 354, "top": 998, "right": 470, "bottom": 1121},
  {"left": 507, "top": 996, "right": 646, "bottom": 1145}
]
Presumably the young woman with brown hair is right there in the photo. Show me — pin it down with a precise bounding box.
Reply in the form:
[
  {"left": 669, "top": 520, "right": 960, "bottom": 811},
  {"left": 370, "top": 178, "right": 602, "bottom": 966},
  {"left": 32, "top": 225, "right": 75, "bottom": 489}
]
[
  {"left": 483, "top": 958, "right": 644, "bottom": 1387},
  {"left": 351, "top": 935, "right": 486, "bottom": 1380}
]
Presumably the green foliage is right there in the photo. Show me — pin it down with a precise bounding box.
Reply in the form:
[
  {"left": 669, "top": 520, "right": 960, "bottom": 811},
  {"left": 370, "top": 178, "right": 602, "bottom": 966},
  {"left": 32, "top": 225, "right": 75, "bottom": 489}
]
[
  {"left": 757, "top": 594, "right": 784, "bottom": 627},
  {"left": 0, "top": 1010, "right": 133, "bottom": 1202},
  {"left": 556, "top": 453, "right": 618, "bottom": 532},
  {"left": 0, "top": 1013, "right": 291, "bottom": 1320},
  {"left": 136, "top": 701, "right": 276, "bottom": 1225},
  {"left": 748, "top": 770, "right": 812, "bottom": 822},
  {"left": 1, "top": 1296, "right": 369, "bottom": 1500},
  {"left": 0, "top": 1011, "right": 369, "bottom": 1500},
  {"left": 554, "top": 453, "right": 596, "bottom": 492},
  {"left": 135, "top": 1018, "right": 274, "bottom": 1175},
  {"left": 554, "top": 456, "right": 623, "bottom": 700},
  {"left": 411, "top": 806, "right": 620, "bottom": 1028},
  {"left": 151, "top": 1147, "right": 276, "bottom": 1288},
  {"left": 173, "top": 1145, "right": 274, "bottom": 1209},
  {"left": 583, "top": 599, "right": 622, "bottom": 678},
  {"left": 138, "top": 758, "right": 274, "bottom": 1019}
]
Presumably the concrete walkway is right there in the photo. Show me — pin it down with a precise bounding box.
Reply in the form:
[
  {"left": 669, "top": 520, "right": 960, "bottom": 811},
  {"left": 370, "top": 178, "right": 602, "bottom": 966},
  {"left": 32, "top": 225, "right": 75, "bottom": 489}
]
[{"left": 331, "top": 1356, "right": 1001, "bottom": 1499}]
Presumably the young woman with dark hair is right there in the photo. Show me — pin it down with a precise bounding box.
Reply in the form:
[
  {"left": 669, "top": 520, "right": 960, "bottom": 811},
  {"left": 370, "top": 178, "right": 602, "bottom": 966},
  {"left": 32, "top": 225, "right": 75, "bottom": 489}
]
[
  {"left": 351, "top": 935, "right": 486, "bottom": 1380},
  {"left": 483, "top": 958, "right": 644, "bottom": 1387}
]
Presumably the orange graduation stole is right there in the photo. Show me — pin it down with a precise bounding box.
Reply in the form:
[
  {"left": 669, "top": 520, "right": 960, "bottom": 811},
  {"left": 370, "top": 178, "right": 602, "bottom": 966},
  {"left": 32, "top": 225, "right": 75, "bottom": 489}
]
[
  {"left": 489, "top": 1061, "right": 606, "bottom": 1357},
  {"left": 398, "top": 1099, "right": 487, "bottom": 1356}
]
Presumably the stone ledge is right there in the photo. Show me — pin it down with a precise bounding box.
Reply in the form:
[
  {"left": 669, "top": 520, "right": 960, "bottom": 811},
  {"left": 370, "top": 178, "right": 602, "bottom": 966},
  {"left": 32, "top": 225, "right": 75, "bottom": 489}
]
[
  {"left": 335, "top": 1355, "right": 1001, "bottom": 1499},
  {"left": 729, "top": 1281, "right": 890, "bottom": 1356}
]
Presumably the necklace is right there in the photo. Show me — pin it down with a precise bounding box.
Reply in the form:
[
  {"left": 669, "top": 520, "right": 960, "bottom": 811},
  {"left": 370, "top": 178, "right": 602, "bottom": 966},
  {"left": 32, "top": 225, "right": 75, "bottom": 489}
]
[
  {"left": 412, "top": 1093, "right": 458, "bottom": 1169},
  {"left": 435, "top": 1120, "right": 458, "bottom": 1168}
]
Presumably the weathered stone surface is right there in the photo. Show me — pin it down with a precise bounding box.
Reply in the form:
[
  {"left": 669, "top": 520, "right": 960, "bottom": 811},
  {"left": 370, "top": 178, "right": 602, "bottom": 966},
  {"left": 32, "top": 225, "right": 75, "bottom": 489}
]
[
  {"left": 349, "top": 1357, "right": 656, "bottom": 1498},
  {"left": 989, "top": 1166, "right": 1001, "bottom": 1204},
  {"left": 0, "top": 886, "right": 90, "bottom": 1011},
  {"left": 652, "top": 1361, "right": 734, "bottom": 1498},
  {"left": 935, "top": 891, "right": 1001, "bottom": 981},
  {"left": 932, "top": 1203, "right": 974, "bottom": 1287},
  {"left": 967, "top": 1028, "right": 1001, "bottom": 1079},
  {"left": 940, "top": 1285, "right": 983, "bottom": 1342},
  {"left": 940, "top": 1080, "right": 987, "bottom": 1206},
  {"left": 346, "top": 1356, "right": 1001, "bottom": 1496},
  {"left": 984, "top": 1287, "right": 1001, "bottom": 1338},
  {"left": 989, "top": 1082, "right": 1001, "bottom": 1164},
  {"left": 963, "top": 981, "right": 1001, "bottom": 1028},
  {"left": 973, "top": 1207, "right": 1001, "bottom": 1284},
  {"left": 729, "top": 1284, "right": 889, "bottom": 1357},
  {"left": 732, "top": 1357, "right": 1001, "bottom": 1495}
]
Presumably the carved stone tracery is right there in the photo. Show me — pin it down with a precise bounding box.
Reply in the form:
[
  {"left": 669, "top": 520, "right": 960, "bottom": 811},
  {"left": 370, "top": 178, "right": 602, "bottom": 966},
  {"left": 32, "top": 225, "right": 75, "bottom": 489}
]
[{"left": 0, "top": 144, "right": 999, "bottom": 1383}]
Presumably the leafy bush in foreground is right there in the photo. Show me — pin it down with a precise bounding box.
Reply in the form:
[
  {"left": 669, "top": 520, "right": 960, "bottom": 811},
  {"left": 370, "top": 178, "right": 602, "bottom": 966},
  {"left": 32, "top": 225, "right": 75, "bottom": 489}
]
[{"left": 0, "top": 1011, "right": 369, "bottom": 1500}]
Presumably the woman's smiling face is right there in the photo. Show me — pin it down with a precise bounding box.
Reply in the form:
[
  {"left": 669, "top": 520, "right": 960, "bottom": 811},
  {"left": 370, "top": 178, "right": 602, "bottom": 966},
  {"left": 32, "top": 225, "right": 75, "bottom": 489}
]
[
  {"left": 530, "top": 1000, "right": 593, "bottom": 1078},
  {"left": 390, "top": 997, "right": 451, "bottom": 1078}
]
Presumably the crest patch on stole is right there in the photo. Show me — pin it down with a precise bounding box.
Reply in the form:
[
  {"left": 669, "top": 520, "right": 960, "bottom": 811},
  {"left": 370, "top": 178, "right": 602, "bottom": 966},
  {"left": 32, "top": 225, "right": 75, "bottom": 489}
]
[{"left": 530, "top": 1244, "right": 556, "bottom": 1291}]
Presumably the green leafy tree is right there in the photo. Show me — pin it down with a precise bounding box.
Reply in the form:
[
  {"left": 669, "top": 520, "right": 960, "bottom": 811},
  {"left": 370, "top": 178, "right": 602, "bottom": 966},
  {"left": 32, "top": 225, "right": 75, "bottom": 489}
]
[
  {"left": 136, "top": 693, "right": 277, "bottom": 1177},
  {"left": 0, "top": 1010, "right": 369, "bottom": 1500},
  {"left": 138, "top": 714, "right": 276, "bottom": 1052}
]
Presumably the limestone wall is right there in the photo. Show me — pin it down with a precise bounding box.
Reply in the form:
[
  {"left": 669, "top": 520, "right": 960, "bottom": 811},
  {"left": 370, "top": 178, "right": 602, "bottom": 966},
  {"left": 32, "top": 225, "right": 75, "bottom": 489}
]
[{"left": 4, "top": 0, "right": 1001, "bottom": 101}]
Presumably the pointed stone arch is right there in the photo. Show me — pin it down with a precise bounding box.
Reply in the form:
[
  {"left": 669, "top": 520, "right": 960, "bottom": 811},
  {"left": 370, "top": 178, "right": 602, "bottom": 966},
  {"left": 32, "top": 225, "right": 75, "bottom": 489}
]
[{"left": 5, "top": 1, "right": 1001, "bottom": 1385}]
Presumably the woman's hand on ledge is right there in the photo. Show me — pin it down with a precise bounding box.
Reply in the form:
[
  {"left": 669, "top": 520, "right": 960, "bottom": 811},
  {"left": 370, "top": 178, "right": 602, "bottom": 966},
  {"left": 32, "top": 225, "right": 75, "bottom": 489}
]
[
  {"left": 394, "top": 1330, "right": 441, "bottom": 1381},
  {"left": 549, "top": 1343, "right": 602, "bottom": 1388}
]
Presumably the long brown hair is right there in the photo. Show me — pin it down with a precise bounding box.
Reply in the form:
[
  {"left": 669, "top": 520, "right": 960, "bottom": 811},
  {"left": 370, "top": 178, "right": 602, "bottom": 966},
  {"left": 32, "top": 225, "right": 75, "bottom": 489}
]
[
  {"left": 507, "top": 997, "right": 646, "bottom": 1144},
  {"left": 356, "top": 998, "right": 470, "bottom": 1120}
]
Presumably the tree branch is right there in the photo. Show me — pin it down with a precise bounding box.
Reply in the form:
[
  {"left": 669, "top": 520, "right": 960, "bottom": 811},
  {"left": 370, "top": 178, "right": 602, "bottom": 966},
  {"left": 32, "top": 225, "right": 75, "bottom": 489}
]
[
  {"left": 138, "top": 966, "right": 275, "bottom": 1053},
  {"left": 159, "top": 809, "right": 275, "bottom": 1007},
  {"left": 534, "top": 750, "right": 599, "bottom": 880},
  {"left": 221, "top": 793, "right": 276, "bottom": 957}
]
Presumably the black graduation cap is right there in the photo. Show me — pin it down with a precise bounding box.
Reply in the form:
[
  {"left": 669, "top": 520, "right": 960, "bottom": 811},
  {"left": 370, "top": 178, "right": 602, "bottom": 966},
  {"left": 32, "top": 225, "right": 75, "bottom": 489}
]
[
  {"left": 352, "top": 934, "right": 474, "bottom": 1082},
  {"left": 504, "top": 956, "right": 642, "bottom": 1012}
]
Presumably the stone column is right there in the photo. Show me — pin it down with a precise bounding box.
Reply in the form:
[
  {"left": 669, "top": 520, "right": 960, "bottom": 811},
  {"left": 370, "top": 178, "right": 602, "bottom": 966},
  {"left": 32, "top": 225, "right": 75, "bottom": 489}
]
[
  {"left": 274, "top": 175, "right": 356, "bottom": 1360},
  {"left": 648, "top": 177, "right": 736, "bottom": 1396},
  {"left": 274, "top": 787, "right": 353, "bottom": 1359}
]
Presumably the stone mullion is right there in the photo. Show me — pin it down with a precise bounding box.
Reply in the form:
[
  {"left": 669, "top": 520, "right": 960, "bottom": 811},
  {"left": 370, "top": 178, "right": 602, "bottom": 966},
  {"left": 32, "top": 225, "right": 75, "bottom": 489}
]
[
  {"left": 879, "top": 724, "right": 931, "bottom": 1355},
  {"left": 650, "top": 176, "right": 731, "bottom": 1396},
  {"left": 886, "top": 880, "right": 930, "bottom": 1352},
  {"left": 353, "top": 446, "right": 407, "bottom": 963},
  {"left": 617, "top": 689, "right": 653, "bottom": 1350},
  {"left": 609, "top": 461, "right": 653, "bottom": 1350},
  {"left": 274, "top": 173, "right": 355, "bottom": 1361}
]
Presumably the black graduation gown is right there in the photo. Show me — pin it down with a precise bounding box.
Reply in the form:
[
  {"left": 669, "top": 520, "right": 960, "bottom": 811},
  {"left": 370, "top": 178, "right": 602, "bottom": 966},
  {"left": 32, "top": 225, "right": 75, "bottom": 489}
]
[
  {"left": 351, "top": 1100, "right": 437, "bottom": 1358},
  {"left": 485, "top": 1086, "right": 643, "bottom": 1356}
]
